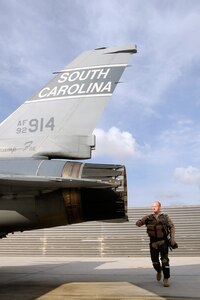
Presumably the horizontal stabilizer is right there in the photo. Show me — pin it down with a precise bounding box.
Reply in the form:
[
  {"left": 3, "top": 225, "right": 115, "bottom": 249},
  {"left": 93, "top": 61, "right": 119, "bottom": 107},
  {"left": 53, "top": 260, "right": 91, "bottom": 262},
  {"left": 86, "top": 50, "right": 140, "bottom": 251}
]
[{"left": 0, "top": 173, "right": 113, "bottom": 190}]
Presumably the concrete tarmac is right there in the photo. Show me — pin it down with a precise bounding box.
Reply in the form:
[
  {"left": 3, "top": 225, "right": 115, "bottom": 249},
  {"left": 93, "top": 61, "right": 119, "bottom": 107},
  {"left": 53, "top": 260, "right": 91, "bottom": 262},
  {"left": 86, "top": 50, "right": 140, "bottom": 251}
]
[{"left": 0, "top": 256, "right": 199, "bottom": 299}]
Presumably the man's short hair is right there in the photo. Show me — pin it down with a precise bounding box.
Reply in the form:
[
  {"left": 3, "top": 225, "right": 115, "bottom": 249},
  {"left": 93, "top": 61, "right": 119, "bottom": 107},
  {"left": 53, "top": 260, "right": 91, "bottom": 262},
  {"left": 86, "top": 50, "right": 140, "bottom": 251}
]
[{"left": 153, "top": 201, "right": 161, "bottom": 207}]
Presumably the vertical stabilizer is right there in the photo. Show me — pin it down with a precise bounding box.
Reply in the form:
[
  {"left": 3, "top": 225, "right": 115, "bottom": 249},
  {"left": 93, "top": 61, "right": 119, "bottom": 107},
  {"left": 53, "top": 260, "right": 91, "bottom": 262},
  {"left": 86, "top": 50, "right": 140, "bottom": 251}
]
[{"left": 0, "top": 45, "right": 137, "bottom": 159}]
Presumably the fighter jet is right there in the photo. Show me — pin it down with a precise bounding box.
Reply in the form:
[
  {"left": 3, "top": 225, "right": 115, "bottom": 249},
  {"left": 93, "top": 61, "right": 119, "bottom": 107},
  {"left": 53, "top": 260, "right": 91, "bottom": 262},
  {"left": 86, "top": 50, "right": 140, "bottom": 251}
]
[{"left": 0, "top": 45, "right": 137, "bottom": 238}]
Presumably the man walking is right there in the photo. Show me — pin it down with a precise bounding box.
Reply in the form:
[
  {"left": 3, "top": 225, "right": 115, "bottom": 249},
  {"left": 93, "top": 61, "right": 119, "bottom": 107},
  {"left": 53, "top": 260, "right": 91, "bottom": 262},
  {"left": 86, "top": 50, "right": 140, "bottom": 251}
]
[{"left": 136, "top": 201, "right": 177, "bottom": 287}]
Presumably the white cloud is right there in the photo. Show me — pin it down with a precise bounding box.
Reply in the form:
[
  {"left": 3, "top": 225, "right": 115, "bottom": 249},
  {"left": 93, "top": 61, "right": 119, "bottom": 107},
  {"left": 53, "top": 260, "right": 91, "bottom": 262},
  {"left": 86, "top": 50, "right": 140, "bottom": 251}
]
[
  {"left": 174, "top": 166, "right": 200, "bottom": 186},
  {"left": 93, "top": 127, "right": 140, "bottom": 160}
]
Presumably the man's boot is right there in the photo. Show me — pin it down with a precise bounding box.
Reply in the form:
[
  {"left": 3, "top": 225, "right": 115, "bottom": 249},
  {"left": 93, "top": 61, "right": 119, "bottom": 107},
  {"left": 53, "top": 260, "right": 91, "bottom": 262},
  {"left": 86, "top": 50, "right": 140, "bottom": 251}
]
[
  {"left": 163, "top": 278, "right": 170, "bottom": 287},
  {"left": 156, "top": 272, "right": 162, "bottom": 281}
]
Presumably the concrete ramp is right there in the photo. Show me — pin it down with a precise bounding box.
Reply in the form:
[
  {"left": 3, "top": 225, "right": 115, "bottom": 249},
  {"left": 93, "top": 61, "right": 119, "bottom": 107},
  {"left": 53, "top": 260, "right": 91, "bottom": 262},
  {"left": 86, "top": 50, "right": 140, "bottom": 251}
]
[{"left": 0, "top": 257, "right": 199, "bottom": 299}]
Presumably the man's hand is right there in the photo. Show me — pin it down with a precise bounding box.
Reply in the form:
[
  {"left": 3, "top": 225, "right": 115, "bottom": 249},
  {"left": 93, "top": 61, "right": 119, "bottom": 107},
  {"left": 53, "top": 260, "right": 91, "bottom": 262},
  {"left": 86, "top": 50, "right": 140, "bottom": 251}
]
[
  {"left": 136, "top": 220, "right": 143, "bottom": 227},
  {"left": 170, "top": 238, "right": 178, "bottom": 249}
]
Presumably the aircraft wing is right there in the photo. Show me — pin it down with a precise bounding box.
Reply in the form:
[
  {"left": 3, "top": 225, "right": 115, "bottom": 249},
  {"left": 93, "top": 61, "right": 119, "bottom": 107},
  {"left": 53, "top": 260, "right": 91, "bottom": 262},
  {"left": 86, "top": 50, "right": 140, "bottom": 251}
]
[{"left": 0, "top": 159, "right": 124, "bottom": 194}]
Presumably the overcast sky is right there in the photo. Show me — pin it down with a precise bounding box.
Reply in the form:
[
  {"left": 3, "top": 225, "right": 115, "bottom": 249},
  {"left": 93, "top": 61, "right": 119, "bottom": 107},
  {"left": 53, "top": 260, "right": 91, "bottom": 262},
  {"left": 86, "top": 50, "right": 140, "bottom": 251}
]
[{"left": 0, "top": 0, "right": 200, "bottom": 207}]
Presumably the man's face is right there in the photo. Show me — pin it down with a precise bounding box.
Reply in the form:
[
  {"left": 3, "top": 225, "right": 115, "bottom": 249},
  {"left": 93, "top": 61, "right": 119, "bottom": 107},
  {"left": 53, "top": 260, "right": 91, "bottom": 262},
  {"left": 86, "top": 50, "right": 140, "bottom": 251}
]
[{"left": 152, "top": 202, "right": 160, "bottom": 214}]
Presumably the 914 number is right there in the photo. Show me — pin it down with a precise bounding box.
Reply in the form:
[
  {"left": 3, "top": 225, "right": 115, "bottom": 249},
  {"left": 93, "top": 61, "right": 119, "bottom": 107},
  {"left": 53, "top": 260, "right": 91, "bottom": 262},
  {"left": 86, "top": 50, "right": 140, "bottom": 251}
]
[{"left": 16, "top": 117, "right": 55, "bottom": 134}]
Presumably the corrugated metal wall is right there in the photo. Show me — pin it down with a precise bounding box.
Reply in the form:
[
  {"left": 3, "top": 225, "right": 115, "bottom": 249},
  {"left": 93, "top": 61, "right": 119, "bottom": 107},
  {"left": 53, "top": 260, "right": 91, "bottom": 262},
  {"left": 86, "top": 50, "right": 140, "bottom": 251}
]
[{"left": 0, "top": 206, "right": 199, "bottom": 256}]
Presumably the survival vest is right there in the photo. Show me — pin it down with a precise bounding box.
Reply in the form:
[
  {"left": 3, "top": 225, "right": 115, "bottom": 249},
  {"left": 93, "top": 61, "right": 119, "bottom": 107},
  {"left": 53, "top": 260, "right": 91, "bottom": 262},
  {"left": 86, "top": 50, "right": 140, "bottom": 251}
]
[{"left": 145, "top": 214, "right": 169, "bottom": 240}]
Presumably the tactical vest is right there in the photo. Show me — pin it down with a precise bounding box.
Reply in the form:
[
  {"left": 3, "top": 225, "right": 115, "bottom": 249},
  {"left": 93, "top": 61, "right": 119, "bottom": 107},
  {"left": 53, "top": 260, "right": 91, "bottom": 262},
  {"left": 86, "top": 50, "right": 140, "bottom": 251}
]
[{"left": 146, "top": 214, "right": 169, "bottom": 240}]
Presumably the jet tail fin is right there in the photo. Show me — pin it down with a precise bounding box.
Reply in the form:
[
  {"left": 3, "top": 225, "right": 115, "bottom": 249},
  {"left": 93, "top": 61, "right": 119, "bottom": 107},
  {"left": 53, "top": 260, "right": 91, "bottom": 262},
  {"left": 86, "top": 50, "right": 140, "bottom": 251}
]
[{"left": 0, "top": 45, "right": 137, "bottom": 159}]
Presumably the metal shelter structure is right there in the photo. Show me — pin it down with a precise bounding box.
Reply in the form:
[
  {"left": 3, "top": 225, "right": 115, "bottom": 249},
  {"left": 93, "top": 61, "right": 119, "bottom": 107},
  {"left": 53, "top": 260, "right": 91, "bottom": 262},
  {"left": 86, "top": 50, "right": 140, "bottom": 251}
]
[{"left": 0, "top": 206, "right": 199, "bottom": 257}]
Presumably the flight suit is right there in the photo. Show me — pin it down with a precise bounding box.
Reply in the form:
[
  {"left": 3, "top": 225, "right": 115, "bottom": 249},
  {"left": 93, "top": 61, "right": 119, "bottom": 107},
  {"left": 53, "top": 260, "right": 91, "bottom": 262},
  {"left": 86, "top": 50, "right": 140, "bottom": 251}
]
[{"left": 136, "top": 213, "right": 175, "bottom": 279}]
